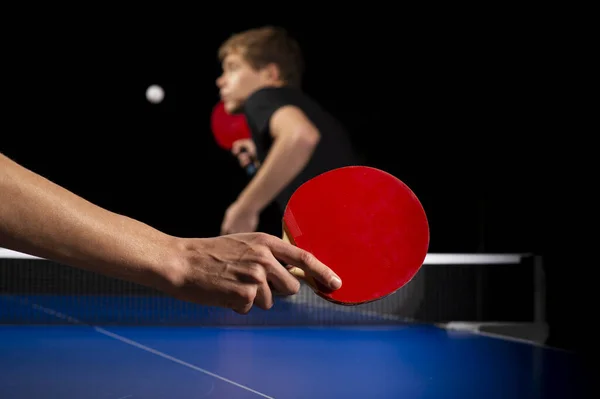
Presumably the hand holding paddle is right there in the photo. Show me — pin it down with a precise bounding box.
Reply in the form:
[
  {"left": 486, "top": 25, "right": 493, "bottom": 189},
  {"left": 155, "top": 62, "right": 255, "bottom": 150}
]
[{"left": 210, "top": 101, "right": 258, "bottom": 176}]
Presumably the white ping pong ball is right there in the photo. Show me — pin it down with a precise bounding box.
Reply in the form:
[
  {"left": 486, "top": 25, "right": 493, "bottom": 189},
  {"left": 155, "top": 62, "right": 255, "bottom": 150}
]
[{"left": 146, "top": 84, "right": 164, "bottom": 104}]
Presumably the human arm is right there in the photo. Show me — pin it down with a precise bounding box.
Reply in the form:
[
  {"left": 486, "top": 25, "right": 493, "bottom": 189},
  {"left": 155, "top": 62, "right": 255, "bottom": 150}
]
[
  {"left": 0, "top": 152, "right": 178, "bottom": 289},
  {"left": 236, "top": 106, "right": 319, "bottom": 213},
  {"left": 0, "top": 153, "right": 341, "bottom": 313},
  {"left": 220, "top": 106, "right": 319, "bottom": 235}
]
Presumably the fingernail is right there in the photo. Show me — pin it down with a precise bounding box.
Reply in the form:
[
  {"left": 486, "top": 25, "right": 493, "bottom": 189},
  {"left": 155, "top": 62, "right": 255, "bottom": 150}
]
[{"left": 329, "top": 276, "right": 342, "bottom": 290}]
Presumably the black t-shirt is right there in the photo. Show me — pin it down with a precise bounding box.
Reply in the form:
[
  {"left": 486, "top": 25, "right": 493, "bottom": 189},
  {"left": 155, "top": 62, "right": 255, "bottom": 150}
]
[{"left": 243, "top": 87, "right": 362, "bottom": 210}]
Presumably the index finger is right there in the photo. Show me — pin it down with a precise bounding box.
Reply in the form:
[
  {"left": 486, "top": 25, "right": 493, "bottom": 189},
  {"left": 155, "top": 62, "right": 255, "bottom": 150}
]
[
  {"left": 231, "top": 140, "right": 243, "bottom": 155},
  {"left": 267, "top": 235, "right": 342, "bottom": 292},
  {"left": 232, "top": 139, "right": 251, "bottom": 155}
]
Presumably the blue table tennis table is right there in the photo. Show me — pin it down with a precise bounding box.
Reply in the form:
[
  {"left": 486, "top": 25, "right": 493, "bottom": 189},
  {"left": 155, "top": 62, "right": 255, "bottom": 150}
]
[
  {"left": 0, "top": 250, "right": 587, "bottom": 398},
  {"left": 0, "top": 298, "right": 587, "bottom": 398}
]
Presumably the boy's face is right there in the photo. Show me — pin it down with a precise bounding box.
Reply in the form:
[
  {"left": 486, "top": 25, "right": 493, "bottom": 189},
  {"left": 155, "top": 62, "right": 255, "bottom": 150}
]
[{"left": 216, "top": 50, "right": 275, "bottom": 114}]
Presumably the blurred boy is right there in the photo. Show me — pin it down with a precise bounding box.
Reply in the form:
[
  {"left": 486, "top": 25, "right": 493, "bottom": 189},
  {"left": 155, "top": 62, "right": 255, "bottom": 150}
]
[{"left": 216, "top": 26, "right": 361, "bottom": 235}]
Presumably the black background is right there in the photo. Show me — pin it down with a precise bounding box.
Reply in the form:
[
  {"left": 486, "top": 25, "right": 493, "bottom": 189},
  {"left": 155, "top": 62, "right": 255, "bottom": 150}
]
[{"left": 0, "top": 17, "right": 586, "bottom": 353}]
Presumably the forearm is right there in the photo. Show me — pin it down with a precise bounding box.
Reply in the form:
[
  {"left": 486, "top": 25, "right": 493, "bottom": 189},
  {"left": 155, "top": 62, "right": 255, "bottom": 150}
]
[
  {"left": 237, "top": 133, "right": 318, "bottom": 212},
  {"left": 0, "top": 153, "right": 181, "bottom": 288}
]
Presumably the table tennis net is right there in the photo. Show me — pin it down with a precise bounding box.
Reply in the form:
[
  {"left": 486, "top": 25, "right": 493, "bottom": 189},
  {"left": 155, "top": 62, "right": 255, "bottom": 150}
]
[{"left": 0, "top": 249, "right": 538, "bottom": 326}]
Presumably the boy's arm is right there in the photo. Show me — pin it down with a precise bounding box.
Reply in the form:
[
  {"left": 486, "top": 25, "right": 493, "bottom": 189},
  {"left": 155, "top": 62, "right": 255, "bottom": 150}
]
[{"left": 235, "top": 105, "right": 320, "bottom": 213}]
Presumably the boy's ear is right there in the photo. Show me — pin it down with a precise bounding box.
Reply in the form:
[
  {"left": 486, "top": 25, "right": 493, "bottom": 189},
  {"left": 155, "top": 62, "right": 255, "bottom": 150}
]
[{"left": 263, "top": 63, "right": 282, "bottom": 82}]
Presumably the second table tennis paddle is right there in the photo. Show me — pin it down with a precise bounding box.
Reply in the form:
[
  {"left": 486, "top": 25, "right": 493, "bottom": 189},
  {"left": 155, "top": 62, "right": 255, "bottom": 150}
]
[
  {"left": 210, "top": 101, "right": 257, "bottom": 176},
  {"left": 282, "top": 166, "right": 429, "bottom": 305}
]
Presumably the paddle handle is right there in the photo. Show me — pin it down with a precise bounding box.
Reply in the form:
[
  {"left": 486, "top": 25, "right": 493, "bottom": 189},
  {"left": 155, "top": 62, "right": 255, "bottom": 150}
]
[
  {"left": 238, "top": 147, "right": 258, "bottom": 176},
  {"left": 245, "top": 163, "right": 256, "bottom": 176}
]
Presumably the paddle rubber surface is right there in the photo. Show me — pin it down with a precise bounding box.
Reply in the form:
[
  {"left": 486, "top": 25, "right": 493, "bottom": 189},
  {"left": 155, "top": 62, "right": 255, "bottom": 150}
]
[
  {"left": 210, "top": 101, "right": 251, "bottom": 150},
  {"left": 283, "top": 166, "right": 430, "bottom": 305}
]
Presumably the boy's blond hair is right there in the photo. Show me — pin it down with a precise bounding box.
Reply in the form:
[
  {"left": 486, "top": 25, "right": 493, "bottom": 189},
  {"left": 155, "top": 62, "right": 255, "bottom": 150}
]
[{"left": 218, "top": 26, "right": 304, "bottom": 88}]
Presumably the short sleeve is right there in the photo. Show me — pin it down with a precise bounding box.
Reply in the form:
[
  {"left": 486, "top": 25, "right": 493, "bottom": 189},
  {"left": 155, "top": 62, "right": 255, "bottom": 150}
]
[{"left": 243, "top": 88, "right": 296, "bottom": 136}]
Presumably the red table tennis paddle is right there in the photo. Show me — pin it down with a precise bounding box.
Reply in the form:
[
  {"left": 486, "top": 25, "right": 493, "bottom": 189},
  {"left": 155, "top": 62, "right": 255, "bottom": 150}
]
[
  {"left": 210, "top": 101, "right": 257, "bottom": 175},
  {"left": 283, "top": 166, "right": 429, "bottom": 305}
]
